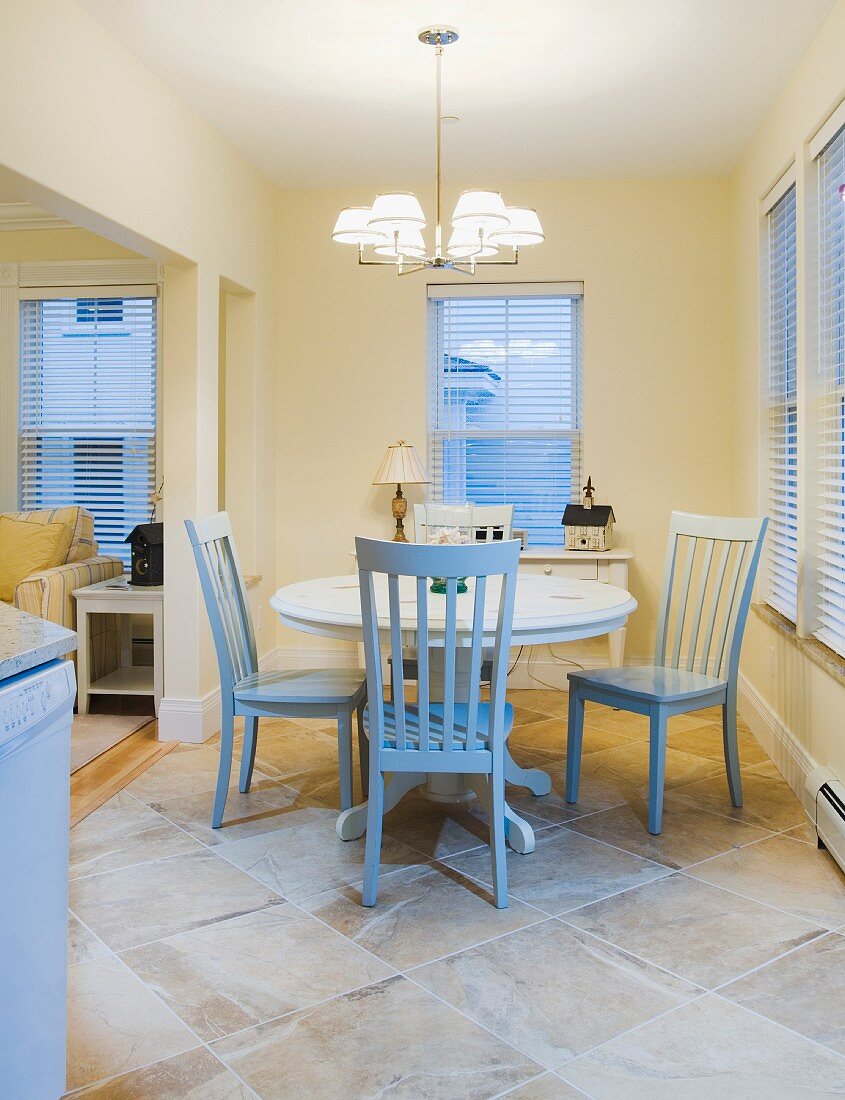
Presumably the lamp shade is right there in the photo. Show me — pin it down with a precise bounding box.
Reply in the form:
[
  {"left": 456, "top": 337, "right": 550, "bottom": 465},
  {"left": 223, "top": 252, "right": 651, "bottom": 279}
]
[
  {"left": 372, "top": 440, "right": 429, "bottom": 485},
  {"left": 488, "top": 207, "right": 545, "bottom": 247},
  {"left": 331, "top": 207, "right": 388, "bottom": 245},
  {"left": 451, "top": 189, "right": 509, "bottom": 232},
  {"left": 446, "top": 227, "right": 499, "bottom": 259},
  {"left": 368, "top": 192, "right": 427, "bottom": 233},
  {"left": 374, "top": 227, "right": 427, "bottom": 258}
]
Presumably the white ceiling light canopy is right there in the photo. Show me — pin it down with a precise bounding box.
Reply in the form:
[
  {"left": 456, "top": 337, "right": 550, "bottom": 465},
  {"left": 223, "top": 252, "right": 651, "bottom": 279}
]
[
  {"left": 331, "top": 207, "right": 387, "bottom": 245},
  {"left": 488, "top": 207, "right": 545, "bottom": 247},
  {"left": 331, "top": 25, "right": 544, "bottom": 276}
]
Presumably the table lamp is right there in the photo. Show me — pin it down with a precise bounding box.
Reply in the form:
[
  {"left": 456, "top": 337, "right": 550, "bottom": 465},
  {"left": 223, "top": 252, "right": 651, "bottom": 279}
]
[{"left": 372, "top": 440, "right": 429, "bottom": 542}]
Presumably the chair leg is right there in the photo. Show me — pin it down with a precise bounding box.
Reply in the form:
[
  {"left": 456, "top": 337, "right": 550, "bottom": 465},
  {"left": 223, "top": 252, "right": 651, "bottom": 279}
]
[
  {"left": 648, "top": 706, "right": 669, "bottom": 835},
  {"left": 357, "top": 703, "right": 369, "bottom": 798},
  {"left": 489, "top": 766, "right": 508, "bottom": 909},
  {"left": 723, "top": 684, "right": 743, "bottom": 807},
  {"left": 337, "top": 706, "right": 354, "bottom": 812},
  {"left": 213, "top": 707, "right": 235, "bottom": 829},
  {"left": 362, "top": 769, "right": 385, "bottom": 907},
  {"left": 565, "top": 683, "right": 586, "bottom": 803},
  {"left": 239, "top": 715, "right": 259, "bottom": 794}
]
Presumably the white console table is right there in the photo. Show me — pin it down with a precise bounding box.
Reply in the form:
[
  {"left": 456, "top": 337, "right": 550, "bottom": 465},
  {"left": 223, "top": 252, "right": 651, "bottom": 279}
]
[
  {"left": 517, "top": 547, "right": 632, "bottom": 665},
  {"left": 73, "top": 577, "right": 164, "bottom": 715}
]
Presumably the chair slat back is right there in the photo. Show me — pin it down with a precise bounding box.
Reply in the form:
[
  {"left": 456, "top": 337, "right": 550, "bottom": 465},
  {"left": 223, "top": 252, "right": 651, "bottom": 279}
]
[
  {"left": 185, "top": 513, "right": 257, "bottom": 693},
  {"left": 413, "top": 503, "right": 515, "bottom": 543},
  {"left": 654, "top": 511, "right": 768, "bottom": 681},
  {"left": 356, "top": 537, "right": 520, "bottom": 757}
]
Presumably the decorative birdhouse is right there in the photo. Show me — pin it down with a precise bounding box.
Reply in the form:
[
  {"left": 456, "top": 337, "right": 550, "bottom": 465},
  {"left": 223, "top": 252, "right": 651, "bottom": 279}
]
[
  {"left": 561, "top": 477, "right": 615, "bottom": 551},
  {"left": 125, "top": 522, "right": 164, "bottom": 586}
]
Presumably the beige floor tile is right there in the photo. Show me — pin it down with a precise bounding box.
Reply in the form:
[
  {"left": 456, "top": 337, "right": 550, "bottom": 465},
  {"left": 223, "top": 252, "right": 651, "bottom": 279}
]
[
  {"left": 303, "top": 863, "right": 543, "bottom": 969},
  {"left": 68, "top": 1047, "right": 252, "bottom": 1098},
  {"left": 505, "top": 749, "right": 627, "bottom": 825},
  {"left": 275, "top": 763, "right": 350, "bottom": 808},
  {"left": 249, "top": 723, "right": 343, "bottom": 779},
  {"left": 125, "top": 745, "right": 270, "bottom": 804},
  {"left": 68, "top": 913, "right": 108, "bottom": 967},
  {"left": 666, "top": 761, "right": 807, "bottom": 832},
  {"left": 783, "top": 821, "right": 817, "bottom": 845},
  {"left": 506, "top": 689, "right": 569, "bottom": 719},
  {"left": 721, "top": 932, "right": 845, "bottom": 1054},
  {"left": 149, "top": 779, "right": 323, "bottom": 846},
  {"left": 563, "top": 873, "right": 825, "bottom": 988},
  {"left": 379, "top": 791, "right": 494, "bottom": 859},
  {"left": 690, "top": 834, "right": 845, "bottom": 929},
  {"left": 504, "top": 1073, "right": 585, "bottom": 1099},
  {"left": 413, "top": 920, "right": 696, "bottom": 1068},
  {"left": 559, "top": 994, "right": 845, "bottom": 1097},
  {"left": 212, "top": 975, "right": 540, "bottom": 1098},
  {"left": 446, "top": 826, "right": 670, "bottom": 915},
  {"left": 583, "top": 707, "right": 714, "bottom": 740},
  {"left": 122, "top": 904, "right": 393, "bottom": 1041},
  {"left": 666, "top": 722, "right": 770, "bottom": 766},
  {"left": 70, "top": 850, "right": 283, "bottom": 951},
  {"left": 70, "top": 791, "right": 203, "bottom": 879},
  {"left": 580, "top": 741, "right": 723, "bottom": 797},
  {"left": 564, "top": 799, "right": 773, "bottom": 869},
  {"left": 66, "top": 957, "right": 198, "bottom": 1092},
  {"left": 509, "top": 718, "right": 633, "bottom": 757},
  {"left": 216, "top": 805, "right": 425, "bottom": 900}
]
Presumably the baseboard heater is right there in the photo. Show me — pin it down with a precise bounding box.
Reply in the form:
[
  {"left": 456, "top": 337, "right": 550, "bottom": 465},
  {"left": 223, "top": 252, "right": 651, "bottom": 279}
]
[{"left": 805, "top": 766, "right": 845, "bottom": 871}]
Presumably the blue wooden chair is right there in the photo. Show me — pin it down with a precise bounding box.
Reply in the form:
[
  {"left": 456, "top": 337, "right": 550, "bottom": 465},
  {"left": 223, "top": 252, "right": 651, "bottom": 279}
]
[
  {"left": 565, "top": 511, "right": 768, "bottom": 835},
  {"left": 356, "top": 535, "right": 521, "bottom": 908},
  {"left": 186, "top": 513, "right": 368, "bottom": 828}
]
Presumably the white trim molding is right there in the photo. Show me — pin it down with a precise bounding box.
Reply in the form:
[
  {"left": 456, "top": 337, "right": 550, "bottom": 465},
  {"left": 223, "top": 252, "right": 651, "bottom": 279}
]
[
  {"left": 738, "top": 671, "right": 816, "bottom": 816},
  {"left": 0, "top": 202, "right": 72, "bottom": 232}
]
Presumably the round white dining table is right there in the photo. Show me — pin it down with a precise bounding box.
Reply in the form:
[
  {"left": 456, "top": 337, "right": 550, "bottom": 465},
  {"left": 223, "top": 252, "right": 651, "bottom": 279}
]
[{"left": 271, "top": 572, "right": 637, "bottom": 854}]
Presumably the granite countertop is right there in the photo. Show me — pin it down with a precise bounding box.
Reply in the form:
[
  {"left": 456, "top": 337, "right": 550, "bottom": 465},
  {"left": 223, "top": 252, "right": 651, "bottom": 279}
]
[{"left": 0, "top": 603, "right": 77, "bottom": 680}]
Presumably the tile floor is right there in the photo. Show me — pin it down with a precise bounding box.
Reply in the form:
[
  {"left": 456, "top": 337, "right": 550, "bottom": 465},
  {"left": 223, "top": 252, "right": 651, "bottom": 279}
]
[{"left": 64, "top": 692, "right": 845, "bottom": 1098}]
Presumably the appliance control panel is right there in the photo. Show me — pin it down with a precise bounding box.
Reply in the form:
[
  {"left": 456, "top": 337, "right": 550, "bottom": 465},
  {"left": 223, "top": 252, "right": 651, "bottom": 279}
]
[{"left": 0, "top": 661, "right": 75, "bottom": 744}]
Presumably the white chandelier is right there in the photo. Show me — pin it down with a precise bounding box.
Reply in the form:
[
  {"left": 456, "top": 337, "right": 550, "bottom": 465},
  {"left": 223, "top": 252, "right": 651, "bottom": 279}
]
[{"left": 331, "top": 26, "right": 544, "bottom": 276}]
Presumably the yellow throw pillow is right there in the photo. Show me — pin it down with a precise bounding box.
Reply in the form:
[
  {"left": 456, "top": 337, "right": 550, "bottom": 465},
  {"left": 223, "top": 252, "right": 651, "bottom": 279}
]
[{"left": 0, "top": 516, "right": 71, "bottom": 603}]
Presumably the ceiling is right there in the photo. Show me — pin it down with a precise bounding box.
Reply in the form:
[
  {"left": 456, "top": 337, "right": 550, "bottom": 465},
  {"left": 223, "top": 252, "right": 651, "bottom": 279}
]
[{"left": 80, "top": 0, "right": 836, "bottom": 188}]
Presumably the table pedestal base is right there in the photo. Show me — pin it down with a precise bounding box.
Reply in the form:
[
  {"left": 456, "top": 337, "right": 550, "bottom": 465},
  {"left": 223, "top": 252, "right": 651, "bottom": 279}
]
[{"left": 335, "top": 745, "right": 551, "bottom": 855}]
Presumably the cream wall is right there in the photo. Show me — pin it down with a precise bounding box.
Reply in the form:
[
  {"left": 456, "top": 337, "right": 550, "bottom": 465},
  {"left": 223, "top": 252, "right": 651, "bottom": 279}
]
[
  {"left": 0, "top": 227, "right": 139, "bottom": 262},
  {"left": 729, "top": 0, "right": 845, "bottom": 791},
  {"left": 0, "top": 0, "right": 279, "bottom": 740},
  {"left": 276, "top": 178, "right": 733, "bottom": 666}
]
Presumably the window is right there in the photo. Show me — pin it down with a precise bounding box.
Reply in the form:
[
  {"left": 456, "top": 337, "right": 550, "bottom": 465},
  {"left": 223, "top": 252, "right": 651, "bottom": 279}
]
[
  {"left": 815, "top": 123, "right": 845, "bottom": 656},
  {"left": 765, "top": 183, "right": 799, "bottom": 621},
  {"left": 427, "top": 285, "right": 582, "bottom": 546},
  {"left": 19, "top": 294, "right": 158, "bottom": 565}
]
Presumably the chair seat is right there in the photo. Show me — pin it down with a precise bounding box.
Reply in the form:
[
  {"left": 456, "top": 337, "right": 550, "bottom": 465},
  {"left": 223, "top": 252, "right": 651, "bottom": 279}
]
[
  {"left": 568, "top": 665, "right": 727, "bottom": 704},
  {"left": 364, "top": 701, "right": 514, "bottom": 749},
  {"left": 234, "top": 667, "right": 367, "bottom": 705}
]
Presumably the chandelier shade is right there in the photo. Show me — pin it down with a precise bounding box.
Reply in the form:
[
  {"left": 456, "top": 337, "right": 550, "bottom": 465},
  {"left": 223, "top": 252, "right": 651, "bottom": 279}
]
[
  {"left": 450, "top": 190, "right": 510, "bottom": 233},
  {"left": 331, "top": 27, "right": 544, "bottom": 275},
  {"left": 368, "top": 192, "right": 427, "bottom": 233},
  {"left": 447, "top": 228, "right": 499, "bottom": 259},
  {"left": 331, "top": 207, "right": 388, "bottom": 245},
  {"left": 488, "top": 207, "right": 545, "bottom": 247},
  {"left": 374, "top": 228, "right": 427, "bottom": 258}
]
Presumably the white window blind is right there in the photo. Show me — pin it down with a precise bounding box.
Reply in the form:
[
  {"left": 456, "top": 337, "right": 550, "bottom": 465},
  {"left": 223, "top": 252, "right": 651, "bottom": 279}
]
[
  {"left": 427, "top": 289, "right": 582, "bottom": 546},
  {"left": 19, "top": 295, "right": 157, "bottom": 565},
  {"left": 815, "top": 124, "right": 845, "bottom": 656},
  {"left": 765, "top": 184, "right": 799, "bottom": 621}
]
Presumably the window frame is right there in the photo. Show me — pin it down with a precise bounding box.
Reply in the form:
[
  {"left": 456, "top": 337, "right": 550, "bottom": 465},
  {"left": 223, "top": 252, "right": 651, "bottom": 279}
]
[
  {"left": 426, "top": 281, "right": 584, "bottom": 548},
  {"left": 7, "top": 262, "right": 162, "bottom": 563}
]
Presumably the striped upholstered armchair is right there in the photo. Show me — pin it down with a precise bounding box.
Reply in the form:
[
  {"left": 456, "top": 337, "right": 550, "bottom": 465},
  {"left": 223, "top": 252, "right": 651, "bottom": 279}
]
[{"left": 2, "top": 506, "right": 123, "bottom": 677}]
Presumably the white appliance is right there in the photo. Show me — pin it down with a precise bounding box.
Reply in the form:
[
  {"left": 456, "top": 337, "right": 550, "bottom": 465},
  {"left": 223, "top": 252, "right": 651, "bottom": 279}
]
[
  {"left": 805, "top": 765, "right": 845, "bottom": 872},
  {"left": 0, "top": 659, "right": 75, "bottom": 1099}
]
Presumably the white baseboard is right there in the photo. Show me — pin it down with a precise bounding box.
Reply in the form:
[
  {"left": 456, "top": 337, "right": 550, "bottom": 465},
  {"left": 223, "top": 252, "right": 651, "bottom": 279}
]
[
  {"left": 738, "top": 671, "right": 816, "bottom": 815},
  {"left": 157, "top": 647, "right": 283, "bottom": 744}
]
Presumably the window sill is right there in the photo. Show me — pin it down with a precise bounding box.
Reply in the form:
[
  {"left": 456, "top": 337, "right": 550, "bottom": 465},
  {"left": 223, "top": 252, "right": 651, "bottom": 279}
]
[{"left": 752, "top": 603, "right": 845, "bottom": 688}]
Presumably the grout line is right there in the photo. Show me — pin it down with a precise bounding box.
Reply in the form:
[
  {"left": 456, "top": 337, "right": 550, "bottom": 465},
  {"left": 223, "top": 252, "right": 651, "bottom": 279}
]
[
  {"left": 708, "top": 930, "right": 838, "bottom": 997},
  {"left": 709, "top": 989, "right": 845, "bottom": 1066}
]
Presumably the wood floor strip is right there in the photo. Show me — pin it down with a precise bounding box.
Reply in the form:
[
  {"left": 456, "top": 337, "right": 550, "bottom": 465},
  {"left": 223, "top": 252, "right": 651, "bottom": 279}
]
[{"left": 70, "top": 721, "right": 176, "bottom": 826}]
